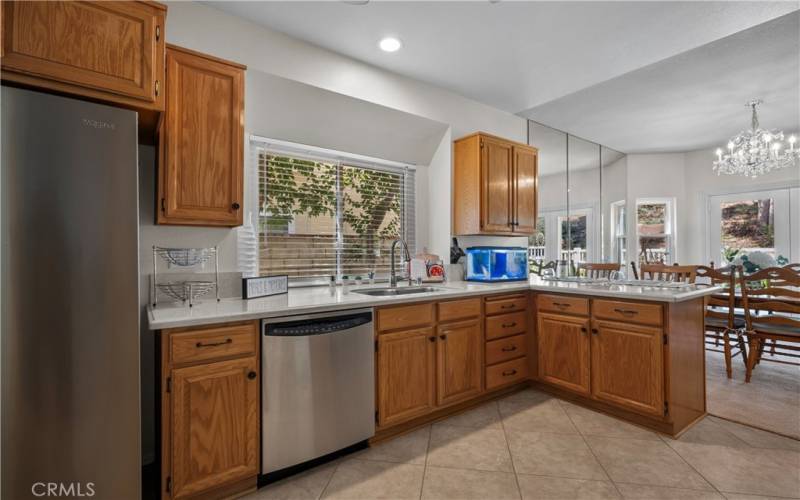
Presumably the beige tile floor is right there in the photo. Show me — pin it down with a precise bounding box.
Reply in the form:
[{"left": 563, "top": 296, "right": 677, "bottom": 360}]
[
  {"left": 706, "top": 348, "right": 800, "bottom": 439},
  {"left": 246, "top": 388, "right": 800, "bottom": 500}
]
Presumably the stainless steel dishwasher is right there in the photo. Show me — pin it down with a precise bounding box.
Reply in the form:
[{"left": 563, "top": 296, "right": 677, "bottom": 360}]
[{"left": 261, "top": 308, "right": 375, "bottom": 475}]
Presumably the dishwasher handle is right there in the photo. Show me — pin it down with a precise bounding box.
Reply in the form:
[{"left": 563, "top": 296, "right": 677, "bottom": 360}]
[{"left": 265, "top": 311, "right": 373, "bottom": 337}]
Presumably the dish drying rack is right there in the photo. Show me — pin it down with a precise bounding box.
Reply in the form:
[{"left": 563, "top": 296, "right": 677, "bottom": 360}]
[{"left": 152, "top": 246, "right": 220, "bottom": 307}]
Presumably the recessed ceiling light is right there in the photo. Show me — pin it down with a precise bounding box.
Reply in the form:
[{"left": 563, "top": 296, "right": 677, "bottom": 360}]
[{"left": 379, "top": 37, "right": 402, "bottom": 53}]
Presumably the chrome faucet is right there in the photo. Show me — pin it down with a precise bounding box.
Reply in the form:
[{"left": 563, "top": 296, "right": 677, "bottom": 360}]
[{"left": 389, "top": 238, "right": 412, "bottom": 288}]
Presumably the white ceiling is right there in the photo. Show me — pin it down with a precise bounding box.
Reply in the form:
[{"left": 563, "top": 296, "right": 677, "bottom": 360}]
[
  {"left": 524, "top": 10, "right": 800, "bottom": 153},
  {"left": 206, "top": 1, "right": 800, "bottom": 153}
]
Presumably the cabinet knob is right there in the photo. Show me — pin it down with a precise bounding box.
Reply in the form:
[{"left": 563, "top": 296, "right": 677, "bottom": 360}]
[
  {"left": 580, "top": 327, "right": 587, "bottom": 333},
  {"left": 428, "top": 336, "right": 436, "bottom": 342},
  {"left": 247, "top": 371, "right": 257, "bottom": 380},
  {"left": 232, "top": 202, "right": 241, "bottom": 210},
  {"left": 591, "top": 328, "right": 599, "bottom": 335},
  {"left": 439, "top": 334, "right": 447, "bottom": 340}
]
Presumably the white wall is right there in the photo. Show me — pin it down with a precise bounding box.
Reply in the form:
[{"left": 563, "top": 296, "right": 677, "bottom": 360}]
[{"left": 625, "top": 153, "right": 687, "bottom": 264}]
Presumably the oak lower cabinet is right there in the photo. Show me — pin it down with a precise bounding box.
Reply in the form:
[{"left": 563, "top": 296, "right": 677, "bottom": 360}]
[
  {"left": 534, "top": 293, "right": 706, "bottom": 436},
  {"left": 437, "top": 318, "right": 483, "bottom": 406},
  {"left": 157, "top": 45, "right": 245, "bottom": 227},
  {"left": 376, "top": 298, "right": 489, "bottom": 430},
  {"left": 591, "top": 320, "right": 664, "bottom": 417},
  {"left": 537, "top": 312, "right": 590, "bottom": 396},
  {"left": 1, "top": 1, "right": 166, "bottom": 111},
  {"left": 376, "top": 327, "right": 437, "bottom": 428},
  {"left": 160, "top": 321, "right": 259, "bottom": 500},
  {"left": 453, "top": 132, "right": 539, "bottom": 236}
]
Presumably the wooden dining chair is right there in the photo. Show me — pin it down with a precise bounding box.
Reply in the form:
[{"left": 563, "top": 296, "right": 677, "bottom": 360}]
[
  {"left": 741, "top": 266, "right": 800, "bottom": 382},
  {"left": 630, "top": 261, "right": 639, "bottom": 280},
  {"left": 576, "top": 262, "right": 621, "bottom": 279},
  {"left": 696, "top": 265, "right": 746, "bottom": 378},
  {"left": 640, "top": 263, "right": 698, "bottom": 283}
]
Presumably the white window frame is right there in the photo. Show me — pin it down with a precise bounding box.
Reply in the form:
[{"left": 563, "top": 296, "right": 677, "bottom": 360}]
[
  {"left": 635, "top": 197, "right": 677, "bottom": 264},
  {"left": 706, "top": 188, "right": 793, "bottom": 265},
  {"left": 610, "top": 200, "right": 627, "bottom": 264},
  {"left": 246, "top": 135, "right": 417, "bottom": 283}
]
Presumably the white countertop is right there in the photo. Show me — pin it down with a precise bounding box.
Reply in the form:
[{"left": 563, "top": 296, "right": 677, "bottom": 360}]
[{"left": 147, "top": 277, "right": 719, "bottom": 330}]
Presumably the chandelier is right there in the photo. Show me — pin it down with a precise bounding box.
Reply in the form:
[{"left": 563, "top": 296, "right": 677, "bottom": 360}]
[{"left": 713, "top": 99, "right": 798, "bottom": 178}]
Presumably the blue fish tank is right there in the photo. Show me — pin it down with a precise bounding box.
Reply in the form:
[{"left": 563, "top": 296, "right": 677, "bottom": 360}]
[{"left": 465, "top": 247, "right": 529, "bottom": 282}]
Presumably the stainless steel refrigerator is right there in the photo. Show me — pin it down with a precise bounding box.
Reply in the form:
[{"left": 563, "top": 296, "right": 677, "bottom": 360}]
[{"left": 1, "top": 86, "right": 141, "bottom": 499}]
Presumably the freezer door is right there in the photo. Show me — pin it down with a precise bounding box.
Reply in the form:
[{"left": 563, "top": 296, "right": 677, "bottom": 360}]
[{"left": 1, "top": 87, "right": 141, "bottom": 500}]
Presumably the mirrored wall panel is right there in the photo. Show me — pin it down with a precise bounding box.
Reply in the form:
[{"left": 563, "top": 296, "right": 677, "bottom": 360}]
[{"left": 528, "top": 120, "right": 627, "bottom": 275}]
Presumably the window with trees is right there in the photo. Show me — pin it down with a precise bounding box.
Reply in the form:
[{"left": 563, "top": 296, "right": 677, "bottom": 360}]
[
  {"left": 636, "top": 198, "right": 676, "bottom": 265},
  {"left": 256, "top": 144, "right": 415, "bottom": 282}
]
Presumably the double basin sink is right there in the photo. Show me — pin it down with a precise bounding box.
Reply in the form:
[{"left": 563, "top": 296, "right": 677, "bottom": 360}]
[{"left": 352, "top": 286, "right": 444, "bottom": 297}]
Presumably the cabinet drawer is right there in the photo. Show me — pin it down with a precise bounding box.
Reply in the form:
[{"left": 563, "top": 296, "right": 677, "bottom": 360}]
[
  {"left": 485, "top": 294, "right": 527, "bottom": 315},
  {"left": 438, "top": 298, "right": 481, "bottom": 323},
  {"left": 170, "top": 322, "right": 257, "bottom": 365},
  {"left": 593, "top": 300, "right": 663, "bottom": 327},
  {"left": 485, "top": 311, "right": 527, "bottom": 340},
  {"left": 537, "top": 294, "right": 589, "bottom": 316},
  {"left": 486, "top": 357, "right": 528, "bottom": 389},
  {"left": 486, "top": 334, "right": 527, "bottom": 365},
  {"left": 378, "top": 303, "right": 434, "bottom": 332}
]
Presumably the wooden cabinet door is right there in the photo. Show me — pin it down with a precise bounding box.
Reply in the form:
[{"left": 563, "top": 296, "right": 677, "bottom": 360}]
[
  {"left": 513, "top": 147, "right": 538, "bottom": 234},
  {"left": 1, "top": 1, "right": 165, "bottom": 107},
  {"left": 537, "top": 313, "right": 591, "bottom": 395},
  {"left": 437, "top": 319, "right": 483, "bottom": 406},
  {"left": 591, "top": 320, "right": 665, "bottom": 417},
  {"left": 159, "top": 46, "right": 244, "bottom": 226},
  {"left": 377, "top": 327, "right": 437, "bottom": 427},
  {"left": 480, "top": 137, "right": 513, "bottom": 233},
  {"left": 171, "top": 357, "right": 258, "bottom": 499}
]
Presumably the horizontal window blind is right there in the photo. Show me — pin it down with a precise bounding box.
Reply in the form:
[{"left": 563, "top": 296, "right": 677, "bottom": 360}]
[{"left": 254, "top": 141, "right": 415, "bottom": 282}]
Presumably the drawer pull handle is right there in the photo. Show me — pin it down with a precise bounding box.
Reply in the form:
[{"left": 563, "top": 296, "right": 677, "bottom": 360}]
[
  {"left": 613, "top": 308, "right": 638, "bottom": 316},
  {"left": 552, "top": 302, "right": 571, "bottom": 308},
  {"left": 196, "top": 338, "right": 232, "bottom": 348},
  {"left": 502, "top": 322, "right": 517, "bottom": 328},
  {"left": 502, "top": 369, "right": 517, "bottom": 376},
  {"left": 501, "top": 304, "right": 516, "bottom": 309},
  {"left": 501, "top": 345, "right": 517, "bottom": 352}
]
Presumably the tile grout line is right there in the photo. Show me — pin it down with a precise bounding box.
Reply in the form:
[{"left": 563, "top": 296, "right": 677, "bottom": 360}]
[
  {"left": 657, "top": 432, "right": 725, "bottom": 496},
  {"left": 316, "top": 458, "right": 343, "bottom": 500},
  {"left": 558, "top": 398, "right": 625, "bottom": 498},
  {"left": 417, "top": 425, "right": 432, "bottom": 500},
  {"left": 498, "top": 400, "right": 526, "bottom": 500}
]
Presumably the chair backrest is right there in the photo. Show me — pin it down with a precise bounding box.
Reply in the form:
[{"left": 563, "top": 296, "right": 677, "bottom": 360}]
[
  {"left": 640, "top": 263, "right": 697, "bottom": 283},
  {"left": 741, "top": 266, "right": 800, "bottom": 334},
  {"left": 695, "top": 265, "right": 737, "bottom": 327},
  {"left": 630, "top": 261, "right": 639, "bottom": 280},
  {"left": 576, "top": 262, "right": 621, "bottom": 279}
]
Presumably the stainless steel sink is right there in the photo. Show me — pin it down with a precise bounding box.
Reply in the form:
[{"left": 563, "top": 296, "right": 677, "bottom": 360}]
[{"left": 352, "top": 286, "right": 444, "bottom": 297}]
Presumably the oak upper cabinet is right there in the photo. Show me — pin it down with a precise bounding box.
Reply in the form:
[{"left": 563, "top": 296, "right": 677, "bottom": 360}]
[
  {"left": 377, "top": 327, "right": 437, "bottom": 428},
  {"left": 170, "top": 357, "right": 259, "bottom": 499},
  {"left": 591, "top": 320, "right": 665, "bottom": 417},
  {"left": 1, "top": 1, "right": 166, "bottom": 110},
  {"left": 513, "top": 146, "right": 538, "bottom": 233},
  {"left": 436, "top": 318, "right": 483, "bottom": 406},
  {"left": 453, "top": 132, "right": 538, "bottom": 236},
  {"left": 537, "top": 312, "right": 591, "bottom": 396},
  {"left": 158, "top": 45, "right": 245, "bottom": 226}
]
